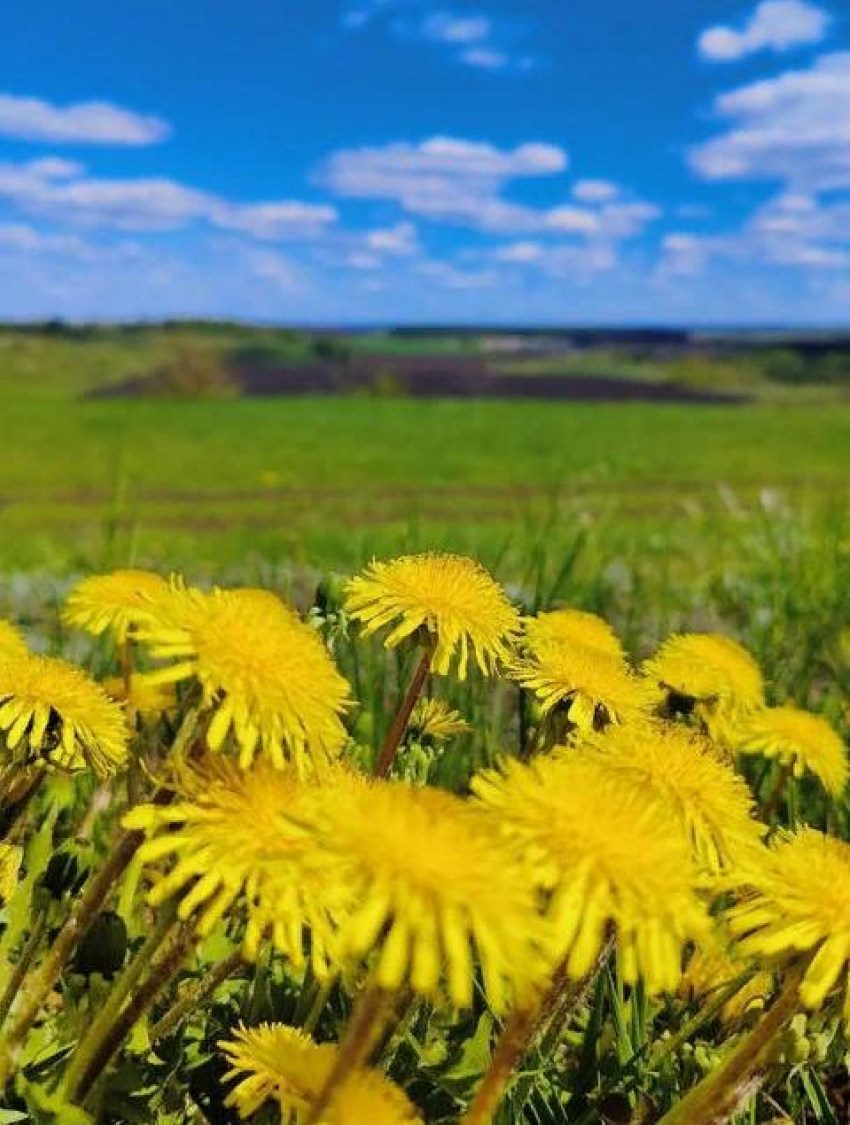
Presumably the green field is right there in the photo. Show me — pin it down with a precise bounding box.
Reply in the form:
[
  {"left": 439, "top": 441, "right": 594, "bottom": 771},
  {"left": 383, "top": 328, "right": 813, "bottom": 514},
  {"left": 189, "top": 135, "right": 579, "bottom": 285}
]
[{"left": 0, "top": 327, "right": 848, "bottom": 606}]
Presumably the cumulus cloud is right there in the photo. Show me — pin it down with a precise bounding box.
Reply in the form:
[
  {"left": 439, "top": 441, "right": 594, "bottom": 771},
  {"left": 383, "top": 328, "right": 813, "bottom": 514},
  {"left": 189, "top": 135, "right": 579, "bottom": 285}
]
[
  {"left": 318, "top": 137, "right": 660, "bottom": 247},
  {"left": 690, "top": 52, "right": 850, "bottom": 189},
  {"left": 344, "top": 2, "right": 534, "bottom": 71},
  {"left": 0, "top": 93, "right": 170, "bottom": 145},
  {"left": 698, "top": 0, "right": 828, "bottom": 62},
  {"left": 659, "top": 190, "right": 850, "bottom": 277},
  {"left": 422, "top": 12, "right": 490, "bottom": 44},
  {"left": 0, "top": 156, "right": 338, "bottom": 237},
  {"left": 572, "top": 178, "right": 619, "bottom": 202},
  {"left": 494, "top": 240, "right": 617, "bottom": 276},
  {"left": 318, "top": 137, "right": 567, "bottom": 231},
  {"left": 460, "top": 47, "right": 510, "bottom": 70}
]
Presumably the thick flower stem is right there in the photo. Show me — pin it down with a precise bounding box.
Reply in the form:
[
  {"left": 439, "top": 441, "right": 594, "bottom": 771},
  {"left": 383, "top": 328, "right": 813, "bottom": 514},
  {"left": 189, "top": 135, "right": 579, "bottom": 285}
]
[
  {"left": 0, "top": 825, "right": 143, "bottom": 1087},
  {"left": 306, "top": 981, "right": 393, "bottom": 1124},
  {"left": 0, "top": 908, "right": 48, "bottom": 1030},
  {"left": 656, "top": 967, "right": 804, "bottom": 1125},
  {"left": 149, "top": 946, "right": 244, "bottom": 1045},
  {"left": 463, "top": 944, "right": 610, "bottom": 1125},
  {"left": 76, "top": 921, "right": 195, "bottom": 1107},
  {"left": 62, "top": 902, "right": 179, "bottom": 1102},
  {"left": 374, "top": 644, "right": 433, "bottom": 778}
]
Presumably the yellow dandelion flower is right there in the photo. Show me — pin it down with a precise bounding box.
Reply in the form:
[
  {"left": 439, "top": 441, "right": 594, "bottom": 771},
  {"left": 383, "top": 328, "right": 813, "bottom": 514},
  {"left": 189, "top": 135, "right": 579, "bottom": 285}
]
[
  {"left": 0, "top": 654, "right": 128, "bottom": 777},
  {"left": 524, "top": 608, "right": 624, "bottom": 661},
  {"left": 473, "top": 755, "right": 709, "bottom": 994},
  {"left": 579, "top": 722, "right": 764, "bottom": 873},
  {"left": 343, "top": 553, "right": 521, "bottom": 679},
  {"left": 408, "top": 697, "right": 470, "bottom": 743},
  {"left": 643, "top": 633, "right": 764, "bottom": 740},
  {"left": 734, "top": 704, "right": 847, "bottom": 798},
  {"left": 102, "top": 673, "right": 177, "bottom": 716},
  {"left": 220, "top": 1024, "right": 423, "bottom": 1123},
  {"left": 136, "top": 584, "right": 351, "bottom": 769},
  {"left": 681, "top": 934, "right": 771, "bottom": 1024},
  {"left": 0, "top": 843, "right": 23, "bottom": 904},
  {"left": 62, "top": 568, "right": 170, "bottom": 642},
  {"left": 508, "top": 641, "right": 648, "bottom": 732},
  {"left": 123, "top": 757, "right": 346, "bottom": 970},
  {"left": 727, "top": 828, "right": 850, "bottom": 1023},
  {"left": 0, "top": 620, "right": 27, "bottom": 662},
  {"left": 299, "top": 779, "right": 547, "bottom": 1013}
]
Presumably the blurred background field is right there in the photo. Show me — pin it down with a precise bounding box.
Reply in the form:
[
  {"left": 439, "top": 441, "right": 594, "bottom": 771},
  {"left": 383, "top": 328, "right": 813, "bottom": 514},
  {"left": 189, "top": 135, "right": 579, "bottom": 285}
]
[
  {"left": 1, "top": 322, "right": 848, "bottom": 578},
  {"left": 1, "top": 323, "right": 848, "bottom": 709}
]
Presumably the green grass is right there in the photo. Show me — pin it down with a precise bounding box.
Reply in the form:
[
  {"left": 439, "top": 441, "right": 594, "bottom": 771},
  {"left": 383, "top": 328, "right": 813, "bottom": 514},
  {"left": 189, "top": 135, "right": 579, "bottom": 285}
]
[{"left": 0, "top": 327, "right": 848, "bottom": 577}]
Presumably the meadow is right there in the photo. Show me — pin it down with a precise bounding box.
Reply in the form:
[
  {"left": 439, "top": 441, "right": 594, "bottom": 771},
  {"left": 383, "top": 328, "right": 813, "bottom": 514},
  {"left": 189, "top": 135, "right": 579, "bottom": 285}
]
[{"left": 0, "top": 327, "right": 848, "bottom": 1123}]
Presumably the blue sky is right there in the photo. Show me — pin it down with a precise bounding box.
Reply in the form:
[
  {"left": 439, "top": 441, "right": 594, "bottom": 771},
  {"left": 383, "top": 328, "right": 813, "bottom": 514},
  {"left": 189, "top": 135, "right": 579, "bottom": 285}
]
[{"left": 0, "top": 0, "right": 848, "bottom": 324}]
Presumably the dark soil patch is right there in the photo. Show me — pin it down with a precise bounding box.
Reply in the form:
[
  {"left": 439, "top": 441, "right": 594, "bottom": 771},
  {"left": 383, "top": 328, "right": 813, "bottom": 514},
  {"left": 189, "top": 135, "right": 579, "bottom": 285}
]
[{"left": 93, "top": 353, "right": 748, "bottom": 405}]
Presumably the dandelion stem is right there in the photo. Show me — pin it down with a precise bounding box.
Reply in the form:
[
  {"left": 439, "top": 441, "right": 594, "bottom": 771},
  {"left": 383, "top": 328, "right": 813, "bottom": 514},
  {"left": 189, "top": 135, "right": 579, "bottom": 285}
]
[
  {"left": 0, "top": 824, "right": 143, "bottom": 1087},
  {"left": 306, "top": 981, "right": 393, "bottom": 1124},
  {"left": 656, "top": 965, "right": 804, "bottom": 1125},
  {"left": 302, "top": 972, "right": 339, "bottom": 1036},
  {"left": 63, "top": 901, "right": 179, "bottom": 1102},
  {"left": 374, "top": 643, "right": 433, "bottom": 778},
  {"left": 75, "top": 920, "right": 195, "bottom": 1108},
  {"left": 0, "top": 908, "right": 48, "bottom": 1030},
  {"left": 464, "top": 941, "right": 613, "bottom": 1125},
  {"left": 761, "top": 763, "right": 793, "bottom": 822},
  {"left": 149, "top": 946, "right": 244, "bottom": 1045}
]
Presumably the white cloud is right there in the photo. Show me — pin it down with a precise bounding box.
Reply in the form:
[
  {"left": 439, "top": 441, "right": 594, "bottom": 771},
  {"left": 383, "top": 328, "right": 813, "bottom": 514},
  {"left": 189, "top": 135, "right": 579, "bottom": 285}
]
[
  {"left": 0, "top": 93, "right": 169, "bottom": 145},
  {"left": 659, "top": 190, "right": 850, "bottom": 277},
  {"left": 318, "top": 137, "right": 660, "bottom": 245},
  {"left": 493, "top": 240, "right": 617, "bottom": 276},
  {"left": 363, "top": 220, "right": 419, "bottom": 254},
  {"left": 422, "top": 12, "right": 490, "bottom": 44},
  {"left": 690, "top": 52, "right": 850, "bottom": 189},
  {"left": 0, "top": 156, "right": 338, "bottom": 237},
  {"left": 344, "top": 1, "right": 535, "bottom": 71},
  {"left": 416, "top": 259, "right": 499, "bottom": 289},
  {"left": 572, "top": 178, "right": 619, "bottom": 203},
  {"left": 318, "top": 137, "right": 567, "bottom": 231},
  {"left": 460, "top": 47, "right": 510, "bottom": 70},
  {"left": 215, "top": 201, "right": 338, "bottom": 240},
  {"left": 698, "top": 0, "right": 828, "bottom": 62},
  {"left": 247, "top": 249, "right": 301, "bottom": 289}
]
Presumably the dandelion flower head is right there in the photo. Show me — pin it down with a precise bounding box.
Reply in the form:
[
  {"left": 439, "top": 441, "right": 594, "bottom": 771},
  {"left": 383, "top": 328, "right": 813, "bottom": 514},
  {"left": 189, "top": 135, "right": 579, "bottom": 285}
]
[
  {"left": 344, "top": 553, "right": 521, "bottom": 679},
  {"left": 123, "top": 757, "right": 349, "bottom": 969},
  {"left": 408, "top": 697, "right": 470, "bottom": 743},
  {"left": 643, "top": 633, "right": 764, "bottom": 716},
  {"left": 727, "top": 828, "right": 850, "bottom": 1023},
  {"left": 136, "top": 583, "right": 351, "bottom": 769},
  {"left": 579, "top": 722, "right": 764, "bottom": 873},
  {"left": 0, "top": 653, "right": 128, "bottom": 777},
  {"left": 221, "top": 1023, "right": 423, "bottom": 1123},
  {"left": 735, "top": 704, "right": 847, "bottom": 798},
  {"left": 102, "top": 673, "right": 177, "bottom": 716},
  {"left": 298, "top": 778, "right": 547, "bottom": 1012},
  {"left": 473, "top": 755, "right": 709, "bottom": 993},
  {"left": 524, "top": 608, "right": 624, "bottom": 661},
  {"left": 63, "top": 569, "right": 170, "bottom": 642},
  {"left": 0, "top": 620, "right": 27, "bottom": 662},
  {"left": 681, "top": 933, "right": 771, "bottom": 1024},
  {"left": 508, "top": 641, "right": 648, "bottom": 732}
]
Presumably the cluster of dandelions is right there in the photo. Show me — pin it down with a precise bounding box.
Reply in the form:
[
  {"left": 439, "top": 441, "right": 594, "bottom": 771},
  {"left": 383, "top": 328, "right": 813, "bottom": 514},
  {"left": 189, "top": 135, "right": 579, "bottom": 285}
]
[{"left": 0, "top": 554, "right": 846, "bottom": 1123}]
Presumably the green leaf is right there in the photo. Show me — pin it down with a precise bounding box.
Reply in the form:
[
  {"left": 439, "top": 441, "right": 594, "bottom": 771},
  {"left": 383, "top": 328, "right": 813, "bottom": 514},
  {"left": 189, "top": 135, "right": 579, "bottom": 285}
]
[{"left": 800, "top": 1068, "right": 839, "bottom": 1125}]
